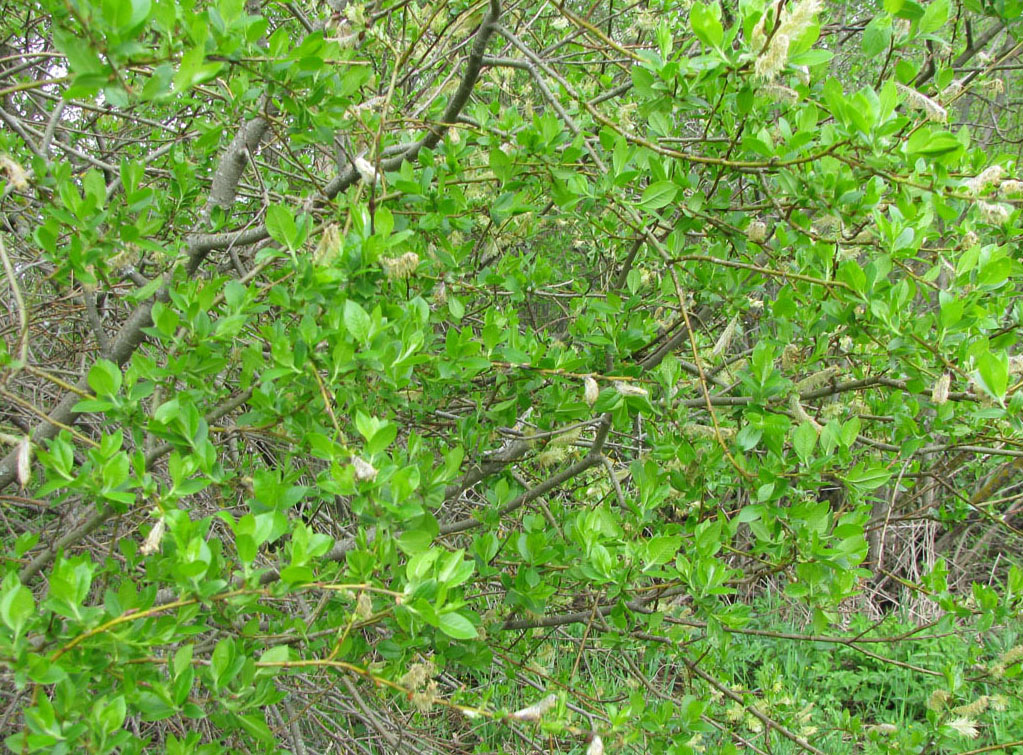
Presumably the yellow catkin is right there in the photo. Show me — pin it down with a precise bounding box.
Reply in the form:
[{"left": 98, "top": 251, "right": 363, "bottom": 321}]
[
  {"left": 313, "top": 223, "right": 342, "bottom": 266},
  {"left": 380, "top": 252, "right": 420, "bottom": 280},
  {"left": 795, "top": 365, "right": 840, "bottom": 392},
  {"left": 746, "top": 220, "right": 768, "bottom": 242}
]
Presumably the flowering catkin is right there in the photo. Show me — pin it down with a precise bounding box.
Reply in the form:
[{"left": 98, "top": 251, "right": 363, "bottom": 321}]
[
  {"left": 931, "top": 373, "right": 951, "bottom": 405},
  {"left": 682, "top": 423, "right": 736, "bottom": 441},
  {"left": 380, "top": 252, "right": 420, "bottom": 280},
  {"left": 400, "top": 661, "right": 436, "bottom": 691},
  {"left": 999, "top": 179, "right": 1023, "bottom": 197},
  {"left": 965, "top": 165, "right": 1005, "bottom": 194},
  {"left": 711, "top": 315, "right": 740, "bottom": 358},
  {"left": 896, "top": 83, "right": 947, "bottom": 123},
  {"left": 536, "top": 446, "right": 568, "bottom": 468},
  {"left": 781, "top": 344, "right": 801, "bottom": 370},
  {"left": 509, "top": 694, "right": 557, "bottom": 721},
  {"left": 946, "top": 717, "right": 980, "bottom": 739},
  {"left": 789, "top": 393, "right": 821, "bottom": 429},
  {"left": 753, "top": 0, "right": 823, "bottom": 82},
  {"left": 140, "top": 517, "right": 166, "bottom": 556},
  {"left": 978, "top": 202, "right": 1010, "bottom": 225},
  {"left": 615, "top": 381, "right": 648, "bottom": 397},
  {"left": 352, "top": 456, "right": 378, "bottom": 481},
  {"left": 0, "top": 155, "right": 28, "bottom": 190},
  {"left": 953, "top": 696, "right": 990, "bottom": 717},
  {"left": 755, "top": 33, "right": 790, "bottom": 81},
  {"left": 354, "top": 156, "right": 380, "bottom": 185},
  {"left": 942, "top": 79, "right": 963, "bottom": 100},
  {"left": 746, "top": 220, "right": 768, "bottom": 242},
  {"left": 15, "top": 437, "right": 30, "bottom": 488},
  {"left": 355, "top": 591, "right": 373, "bottom": 619},
  {"left": 761, "top": 84, "right": 800, "bottom": 104},
  {"left": 795, "top": 365, "right": 841, "bottom": 392},
  {"left": 984, "top": 78, "right": 1005, "bottom": 95},
  {"left": 313, "top": 223, "right": 342, "bottom": 266}
]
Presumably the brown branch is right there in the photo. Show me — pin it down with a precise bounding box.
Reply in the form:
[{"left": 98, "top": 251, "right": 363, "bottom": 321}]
[{"left": 322, "top": 0, "right": 502, "bottom": 200}]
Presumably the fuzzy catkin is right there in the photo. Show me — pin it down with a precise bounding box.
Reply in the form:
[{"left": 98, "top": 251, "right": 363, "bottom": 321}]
[
  {"left": 354, "top": 156, "right": 380, "bottom": 184},
  {"left": 509, "top": 694, "right": 557, "bottom": 721},
  {"left": 978, "top": 202, "right": 1010, "bottom": 225},
  {"left": 896, "top": 83, "right": 947, "bottom": 122}
]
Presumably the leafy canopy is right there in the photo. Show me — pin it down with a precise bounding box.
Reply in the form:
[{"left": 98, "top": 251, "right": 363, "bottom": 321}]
[{"left": 1, "top": 0, "right": 1022, "bottom": 752}]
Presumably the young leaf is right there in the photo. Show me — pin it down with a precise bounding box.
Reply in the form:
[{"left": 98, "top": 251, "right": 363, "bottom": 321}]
[{"left": 438, "top": 611, "right": 478, "bottom": 639}]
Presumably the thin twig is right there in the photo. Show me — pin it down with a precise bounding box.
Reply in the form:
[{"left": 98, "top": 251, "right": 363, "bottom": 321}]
[{"left": 0, "top": 234, "right": 28, "bottom": 365}]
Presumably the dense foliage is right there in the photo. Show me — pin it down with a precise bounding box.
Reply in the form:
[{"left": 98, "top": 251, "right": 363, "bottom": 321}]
[{"left": 1, "top": 0, "right": 1022, "bottom": 751}]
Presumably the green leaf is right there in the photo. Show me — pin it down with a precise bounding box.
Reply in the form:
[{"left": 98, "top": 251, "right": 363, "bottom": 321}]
[
  {"left": 344, "top": 299, "right": 371, "bottom": 342},
  {"left": 398, "top": 529, "right": 433, "bottom": 555},
  {"left": 173, "top": 46, "right": 223, "bottom": 93},
  {"left": 438, "top": 611, "right": 478, "bottom": 639},
  {"left": 234, "top": 712, "right": 274, "bottom": 745},
  {"left": 438, "top": 552, "right": 475, "bottom": 587},
  {"left": 265, "top": 204, "right": 298, "bottom": 250},
  {"left": 789, "top": 49, "right": 833, "bottom": 67},
  {"left": 885, "top": 0, "right": 926, "bottom": 20},
  {"left": 843, "top": 464, "right": 893, "bottom": 493},
  {"left": 125, "top": 0, "right": 152, "bottom": 34},
  {"left": 52, "top": 28, "right": 105, "bottom": 75},
  {"left": 792, "top": 421, "right": 818, "bottom": 464},
  {"left": 0, "top": 576, "right": 35, "bottom": 639},
  {"left": 862, "top": 17, "right": 892, "bottom": 58},
  {"left": 97, "top": 696, "right": 126, "bottom": 733},
  {"left": 641, "top": 181, "right": 678, "bottom": 210},
  {"left": 919, "top": 0, "right": 949, "bottom": 33},
  {"left": 407, "top": 548, "right": 440, "bottom": 580},
  {"left": 88, "top": 359, "right": 122, "bottom": 397},
  {"left": 906, "top": 128, "right": 963, "bottom": 159},
  {"left": 837, "top": 260, "right": 867, "bottom": 294},
  {"left": 258, "top": 645, "right": 290, "bottom": 666},
  {"left": 173, "top": 645, "right": 193, "bottom": 677},
  {"left": 689, "top": 3, "right": 724, "bottom": 50},
  {"left": 974, "top": 350, "right": 1008, "bottom": 401},
  {"left": 448, "top": 296, "right": 465, "bottom": 321},
  {"left": 645, "top": 535, "right": 681, "bottom": 567}
]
